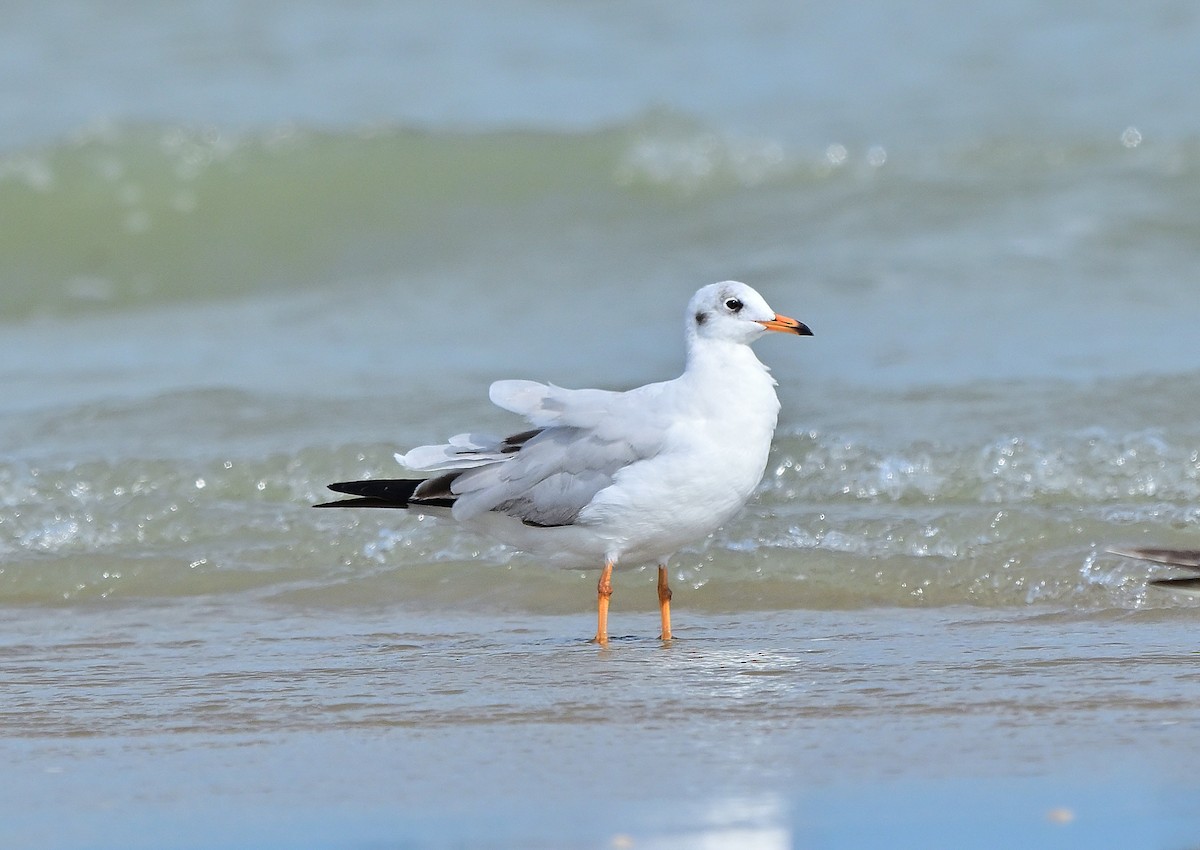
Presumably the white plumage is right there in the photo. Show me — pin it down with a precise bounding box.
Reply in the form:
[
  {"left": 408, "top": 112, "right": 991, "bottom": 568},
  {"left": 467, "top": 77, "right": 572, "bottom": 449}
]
[{"left": 319, "top": 281, "right": 811, "bottom": 641}]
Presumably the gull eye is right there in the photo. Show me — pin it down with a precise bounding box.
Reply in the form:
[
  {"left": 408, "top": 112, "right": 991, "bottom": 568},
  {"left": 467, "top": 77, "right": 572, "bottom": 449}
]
[{"left": 724, "top": 297, "right": 743, "bottom": 313}]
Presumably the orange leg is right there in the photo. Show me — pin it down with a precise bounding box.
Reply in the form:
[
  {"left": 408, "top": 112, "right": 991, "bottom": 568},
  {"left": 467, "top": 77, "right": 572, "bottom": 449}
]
[
  {"left": 657, "top": 564, "right": 673, "bottom": 641},
  {"left": 593, "top": 560, "right": 614, "bottom": 644}
]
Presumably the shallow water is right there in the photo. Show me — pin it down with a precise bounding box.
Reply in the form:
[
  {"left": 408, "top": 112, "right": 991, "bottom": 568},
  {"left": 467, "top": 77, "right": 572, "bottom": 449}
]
[
  {"left": 4, "top": 605, "right": 1200, "bottom": 848},
  {"left": 4, "top": 1, "right": 1200, "bottom": 847}
]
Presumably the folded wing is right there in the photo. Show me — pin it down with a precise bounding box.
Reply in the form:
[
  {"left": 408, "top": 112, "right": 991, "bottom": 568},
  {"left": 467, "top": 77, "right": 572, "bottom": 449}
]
[{"left": 397, "top": 379, "right": 671, "bottom": 527}]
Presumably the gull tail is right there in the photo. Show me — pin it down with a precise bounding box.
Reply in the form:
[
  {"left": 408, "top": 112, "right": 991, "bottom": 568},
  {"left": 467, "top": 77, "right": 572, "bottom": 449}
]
[{"left": 314, "top": 477, "right": 456, "bottom": 510}]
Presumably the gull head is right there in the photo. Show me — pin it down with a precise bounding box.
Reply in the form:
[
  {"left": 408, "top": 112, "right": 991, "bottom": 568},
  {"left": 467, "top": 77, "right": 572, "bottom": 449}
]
[{"left": 687, "top": 281, "right": 812, "bottom": 345}]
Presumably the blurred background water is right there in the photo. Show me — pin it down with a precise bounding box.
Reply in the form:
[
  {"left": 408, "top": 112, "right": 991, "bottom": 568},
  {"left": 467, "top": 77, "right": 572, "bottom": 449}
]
[{"left": 3, "top": 2, "right": 1200, "bottom": 847}]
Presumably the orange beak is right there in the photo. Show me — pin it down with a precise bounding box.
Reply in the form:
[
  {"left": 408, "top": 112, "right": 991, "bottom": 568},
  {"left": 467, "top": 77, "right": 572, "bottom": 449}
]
[{"left": 758, "top": 313, "right": 813, "bottom": 336}]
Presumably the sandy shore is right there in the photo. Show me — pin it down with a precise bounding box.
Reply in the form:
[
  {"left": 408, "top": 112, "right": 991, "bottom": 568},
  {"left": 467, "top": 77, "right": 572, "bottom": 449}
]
[{"left": 3, "top": 605, "right": 1198, "bottom": 848}]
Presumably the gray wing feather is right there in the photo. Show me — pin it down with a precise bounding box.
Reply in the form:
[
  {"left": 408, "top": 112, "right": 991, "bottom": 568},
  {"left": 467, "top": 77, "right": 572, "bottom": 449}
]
[
  {"left": 451, "top": 426, "right": 653, "bottom": 525},
  {"left": 397, "top": 378, "right": 673, "bottom": 527}
]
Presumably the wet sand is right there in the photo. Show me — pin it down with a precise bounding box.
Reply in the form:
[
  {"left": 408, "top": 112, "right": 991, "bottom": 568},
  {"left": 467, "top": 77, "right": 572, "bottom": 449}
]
[{"left": 3, "top": 603, "right": 1198, "bottom": 848}]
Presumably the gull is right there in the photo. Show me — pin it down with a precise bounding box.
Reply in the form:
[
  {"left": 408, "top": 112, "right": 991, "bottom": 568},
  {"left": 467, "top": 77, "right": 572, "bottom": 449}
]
[
  {"left": 1108, "top": 547, "right": 1200, "bottom": 595},
  {"left": 316, "top": 281, "right": 812, "bottom": 643}
]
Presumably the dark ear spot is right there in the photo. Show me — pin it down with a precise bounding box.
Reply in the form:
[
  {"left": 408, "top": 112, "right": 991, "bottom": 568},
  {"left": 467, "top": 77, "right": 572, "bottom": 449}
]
[{"left": 695, "top": 310, "right": 708, "bottom": 326}]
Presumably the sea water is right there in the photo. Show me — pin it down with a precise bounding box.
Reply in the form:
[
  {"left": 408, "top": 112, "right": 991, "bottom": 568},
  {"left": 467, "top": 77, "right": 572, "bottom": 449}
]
[{"left": 3, "top": 1, "right": 1200, "bottom": 847}]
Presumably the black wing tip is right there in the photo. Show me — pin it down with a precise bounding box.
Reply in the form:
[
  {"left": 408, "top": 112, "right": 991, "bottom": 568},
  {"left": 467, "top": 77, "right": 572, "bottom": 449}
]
[
  {"left": 313, "top": 478, "right": 456, "bottom": 510},
  {"left": 1149, "top": 577, "right": 1200, "bottom": 592},
  {"left": 327, "top": 480, "right": 387, "bottom": 496},
  {"left": 314, "top": 497, "right": 405, "bottom": 509},
  {"left": 314, "top": 478, "right": 416, "bottom": 509}
]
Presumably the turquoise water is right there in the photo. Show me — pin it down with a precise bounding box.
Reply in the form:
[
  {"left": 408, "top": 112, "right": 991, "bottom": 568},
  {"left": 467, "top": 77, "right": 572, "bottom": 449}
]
[{"left": 4, "top": 1, "right": 1200, "bottom": 847}]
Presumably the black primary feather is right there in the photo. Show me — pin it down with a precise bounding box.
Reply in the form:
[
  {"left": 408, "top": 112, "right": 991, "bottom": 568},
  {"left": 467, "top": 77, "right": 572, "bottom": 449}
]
[
  {"left": 1149, "top": 576, "right": 1200, "bottom": 591},
  {"left": 314, "top": 478, "right": 455, "bottom": 509},
  {"left": 314, "top": 430, "right": 542, "bottom": 512}
]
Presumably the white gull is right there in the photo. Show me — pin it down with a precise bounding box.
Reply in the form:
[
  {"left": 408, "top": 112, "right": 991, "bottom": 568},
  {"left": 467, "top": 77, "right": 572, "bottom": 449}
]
[{"left": 316, "top": 281, "right": 812, "bottom": 642}]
